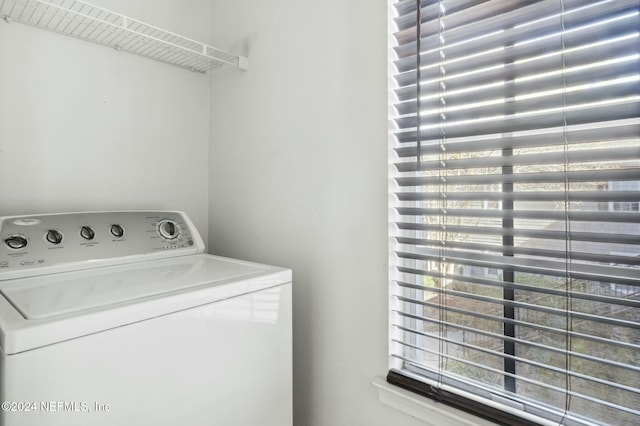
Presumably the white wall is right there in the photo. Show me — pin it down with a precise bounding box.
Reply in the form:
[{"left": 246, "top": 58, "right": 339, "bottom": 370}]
[
  {"left": 208, "top": 1, "right": 425, "bottom": 425},
  {"left": 0, "top": 0, "right": 210, "bottom": 241}
]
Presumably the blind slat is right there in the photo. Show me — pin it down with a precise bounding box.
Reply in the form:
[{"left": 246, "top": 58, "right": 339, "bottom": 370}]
[
  {"left": 394, "top": 250, "right": 640, "bottom": 284},
  {"left": 395, "top": 120, "right": 640, "bottom": 156},
  {"left": 395, "top": 286, "right": 640, "bottom": 330},
  {"left": 394, "top": 278, "right": 640, "bottom": 310},
  {"left": 396, "top": 190, "right": 640, "bottom": 203},
  {"left": 395, "top": 221, "right": 640, "bottom": 246},
  {"left": 394, "top": 146, "right": 640, "bottom": 171},
  {"left": 394, "top": 100, "right": 640, "bottom": 141},
  {"left": 395, "top": 169, "right": 640, "bottom": 188},
  {"left": 395, "top": 236, "right": 640, "bottom": 271},
  {"left": 395, "top": 207, "right": 640, "bottom": 224}
]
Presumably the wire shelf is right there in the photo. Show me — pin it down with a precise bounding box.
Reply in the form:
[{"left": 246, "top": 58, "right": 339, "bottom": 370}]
[{"left": 0, "top": 0, "right": 248, "bottom": 73}]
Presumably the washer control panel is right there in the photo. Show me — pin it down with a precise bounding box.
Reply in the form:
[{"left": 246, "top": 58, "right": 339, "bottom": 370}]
[{"left": 0, "top": 211, "right": 205, "bottom": 280}]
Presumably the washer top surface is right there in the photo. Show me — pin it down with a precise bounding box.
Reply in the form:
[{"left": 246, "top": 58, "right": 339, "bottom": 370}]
[
  {"left": 0, "top": 254, "right": 276, "bottom": 320},
  {"left": 0, "top": 253, "right": 290, "bottom": 354}
]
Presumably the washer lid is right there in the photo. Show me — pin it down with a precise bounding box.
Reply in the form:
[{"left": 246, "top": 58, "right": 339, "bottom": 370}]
[
  {"left": 0, "top": 254, "right": 288, "bottom": 320},
  {"left": 0, "top": 254, "right": 291, "bottom": 354}
]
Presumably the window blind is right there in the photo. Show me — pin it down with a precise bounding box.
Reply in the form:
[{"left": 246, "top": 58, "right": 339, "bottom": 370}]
[{"left": 388, "top": 1, "right": 640, "bottom": 425}]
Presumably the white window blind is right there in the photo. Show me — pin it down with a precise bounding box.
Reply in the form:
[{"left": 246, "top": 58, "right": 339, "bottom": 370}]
[{"left": 388, "top": 1, "right": 640, "bottom": 425}]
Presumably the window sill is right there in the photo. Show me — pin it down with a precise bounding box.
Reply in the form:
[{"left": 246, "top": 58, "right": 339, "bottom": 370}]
[{"left": 372, "top": 376, "right": 499, "bottom": 426}]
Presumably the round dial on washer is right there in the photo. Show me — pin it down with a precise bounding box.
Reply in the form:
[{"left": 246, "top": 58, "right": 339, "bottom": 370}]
[
  {"left": 157, "top": 220, "right": 180, "bottom": 240},
  {"left": 46, "top": 229, "right": 63, "bottom": 245},
  {"left": 110, "top": 224, "right": 125, "bottom": 238},
  {"left": 4, "top": 235, "right": 28, "bottom": 250},
  {"left": 80, "top": 226, "right": 95, "bottom": 241}
]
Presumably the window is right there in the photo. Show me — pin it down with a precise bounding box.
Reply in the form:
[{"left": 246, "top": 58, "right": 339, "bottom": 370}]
[
  {"left": 388, "top": 1, "right": 640, "bottom": 425},
  {"left": 610, "top": 180, "right": 640, "bottom": 211},
  {"left": 485, "top": 267, "right": 500, "bottom": 279}
]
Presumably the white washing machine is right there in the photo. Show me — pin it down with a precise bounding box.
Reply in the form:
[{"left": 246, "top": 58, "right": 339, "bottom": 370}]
[{"left": 0, "top": 211, "right": 292, "bottom": 426}]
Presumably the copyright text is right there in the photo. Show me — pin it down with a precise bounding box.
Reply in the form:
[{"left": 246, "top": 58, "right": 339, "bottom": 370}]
[{"left": 1, "top": 401, "right": 111, "bottom": 413}]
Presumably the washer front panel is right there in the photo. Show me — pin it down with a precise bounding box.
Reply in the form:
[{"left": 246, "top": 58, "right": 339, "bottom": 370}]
[{"left": 0, "top": 211, "right": 204, "bottom": 280}]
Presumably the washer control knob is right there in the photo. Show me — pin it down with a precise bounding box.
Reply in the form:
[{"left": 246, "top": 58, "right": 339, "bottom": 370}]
[
  {"left": 4, "top": 235, "right": 28, "bottom": 250},
  {"left": 46, "top": 229, "right": 63, "bottom": 245},
  {"left": 158, "top": 220, "right": 179, "bottom": 240},
  {"left": 110, "top": 224, "right": 125, "bottom": 238},
  {"left": 80, "top": 226, "right": 95, "bottom": 241}
]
